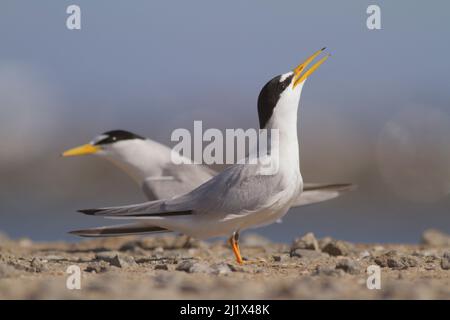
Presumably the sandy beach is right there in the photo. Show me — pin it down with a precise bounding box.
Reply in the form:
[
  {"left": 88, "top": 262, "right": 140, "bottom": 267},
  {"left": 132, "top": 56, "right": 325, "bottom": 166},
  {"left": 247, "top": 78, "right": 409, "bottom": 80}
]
[{"left": 0, "top": 229, "right": 449, "bottom": 299}]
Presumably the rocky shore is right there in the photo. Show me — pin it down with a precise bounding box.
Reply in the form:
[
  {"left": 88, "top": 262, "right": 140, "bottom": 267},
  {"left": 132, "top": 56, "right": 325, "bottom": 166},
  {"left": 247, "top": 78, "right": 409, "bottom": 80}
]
[{"left": 0, "top": 230, "right": 449, "bottom": 299}]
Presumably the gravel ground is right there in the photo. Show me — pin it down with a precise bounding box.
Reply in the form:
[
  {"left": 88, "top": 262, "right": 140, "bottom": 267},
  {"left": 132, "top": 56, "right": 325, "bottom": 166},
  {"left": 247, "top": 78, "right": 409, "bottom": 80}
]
[{"left": 0, "top": 230, "right": 449, "bottom": 299}]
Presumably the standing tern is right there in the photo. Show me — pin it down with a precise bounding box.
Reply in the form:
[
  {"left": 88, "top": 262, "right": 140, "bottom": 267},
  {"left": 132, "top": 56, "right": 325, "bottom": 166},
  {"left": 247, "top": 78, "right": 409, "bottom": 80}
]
[{"left": 73, "top": 49, "right": 335, "bottom": 263}]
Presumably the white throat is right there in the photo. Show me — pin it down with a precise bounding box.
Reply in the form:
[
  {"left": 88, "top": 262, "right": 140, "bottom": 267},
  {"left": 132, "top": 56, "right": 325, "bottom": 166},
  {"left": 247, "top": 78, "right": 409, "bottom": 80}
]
[
  {"left": 97, "top": 139, "right": 173, "bottom": 185},
  {"left": 265, "top": 82, "right": 304, "bottom": 169}
]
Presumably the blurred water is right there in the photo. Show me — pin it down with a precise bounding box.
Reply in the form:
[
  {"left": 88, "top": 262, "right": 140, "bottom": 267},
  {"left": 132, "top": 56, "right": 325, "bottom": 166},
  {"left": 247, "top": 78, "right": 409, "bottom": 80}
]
[{"left": 1, "top": 0, "right": 450, "bottom": 243}]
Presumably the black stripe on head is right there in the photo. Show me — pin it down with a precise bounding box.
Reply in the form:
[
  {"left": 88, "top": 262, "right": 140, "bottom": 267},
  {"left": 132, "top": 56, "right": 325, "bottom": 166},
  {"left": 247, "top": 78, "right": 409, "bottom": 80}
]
[
  {"left": 257, "top": 73, "right": 294, "bottom": 128},
  {"left": 94, "top": 130, "right": 145, "bottom": 145}
]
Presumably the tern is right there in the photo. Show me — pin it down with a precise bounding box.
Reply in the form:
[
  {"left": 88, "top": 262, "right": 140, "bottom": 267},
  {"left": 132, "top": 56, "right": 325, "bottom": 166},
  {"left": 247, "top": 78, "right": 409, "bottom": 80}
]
[
  {"left": 73, "top": 49, "right": 339, "bottom": 263},
  {"left": 62, "top": 130, "right": 215, "bottom": 201}
]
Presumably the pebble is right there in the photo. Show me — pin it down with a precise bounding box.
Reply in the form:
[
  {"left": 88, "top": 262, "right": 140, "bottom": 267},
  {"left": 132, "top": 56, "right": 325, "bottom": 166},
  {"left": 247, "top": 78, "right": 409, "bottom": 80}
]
[
  {"left": 85, "top": 261, "right": 110, "bottom": 273},
  {"left": 359, "top": 250, "right": 371, "bottom": 259},
  {"left": 314, "top": 265, "right": 343, "bottom": 277},
  {"left": 441, "top": 251, "right": 450, "bottom": 270},
  {"left": 210, "top": 263, "right": 232, "bottom": 275},
  {"left": 335, "top": 258, "right": 360, "bottom": 275},
  {"left": 154, "top": 264, "right": 169, "bottom": 271},
  {"left": 95, "top": 251, "right": 136, "bottom": 268},
  {"left": 318, "top": 237, "right": 333, "bottom": 250},
  {"left": 176, "top": 260, "right": 209, "bottom": 273},
  {"left": 290, "top": 249, "right": 326, "bottom": 259},
  {"left": 291, "top": 232, "right": 320, "bottom": 252},
  {"left": 321, "top": 240, "right": 352, "bottom": 256},
  {"left": 272, "top": 255, "right": 290, "bottom": 263},
  {"left": 30, "top": 257, "right": 48, "bottom": 273},
  {"left": 175, "top": 260, "right": 232, "bottom": 275},
  {"left": 374, "top": 251, "right": 419, "bottom": 270}
]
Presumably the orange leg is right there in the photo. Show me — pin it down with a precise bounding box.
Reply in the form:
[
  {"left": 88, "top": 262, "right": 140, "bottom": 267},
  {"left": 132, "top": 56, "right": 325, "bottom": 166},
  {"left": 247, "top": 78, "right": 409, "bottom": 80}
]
[{"left": 229, "top": 232, "right": 243, "bottom": 264}]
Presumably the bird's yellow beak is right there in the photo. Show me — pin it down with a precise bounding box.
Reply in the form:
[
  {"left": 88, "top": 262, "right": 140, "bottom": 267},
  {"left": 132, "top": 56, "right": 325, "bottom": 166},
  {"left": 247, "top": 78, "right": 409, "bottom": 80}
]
[
  {"left": 293, "top": 48, "right": 330, "bottom": 88},
  {"left": 61, "top": 144, "right": 100, "bottom": 157}
]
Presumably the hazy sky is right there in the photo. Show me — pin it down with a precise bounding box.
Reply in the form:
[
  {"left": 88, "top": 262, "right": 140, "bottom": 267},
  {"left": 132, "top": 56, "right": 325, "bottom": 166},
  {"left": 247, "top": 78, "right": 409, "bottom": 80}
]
[{"left": 1, "top": 1, "right": 449, "bottom": 242}]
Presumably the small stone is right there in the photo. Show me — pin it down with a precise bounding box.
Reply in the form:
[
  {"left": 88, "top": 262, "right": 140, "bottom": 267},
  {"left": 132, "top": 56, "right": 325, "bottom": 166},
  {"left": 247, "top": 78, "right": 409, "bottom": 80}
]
[
  {"left": 95, "top": 251, "right": 136, "bottom": 268},
  {"left": 154, "top": 264, "right": 169, "bottom": 271},
  {"left": 176, "top": 260, "right": 211, "bottom": 273},
  {"left": 375, "top": 251, "right": 419, "bottom": 270},
  {"left": 388, "top": 256, "right": 418, "bottom": 269},
  {"left": 314, "top": 265, "right": 343, "bottom": 276},
  {"left": 359, "top": 251, "right": 371, "bottom": 259},
  {"left": 85, "top": 261, "right": 110, "bottom": 273},
  {"left": 441, "top": 252, "right": 450, "bottom": 270},
  {"left": 421, "top": 229, "right": 450, "bottom": 247},
  {"left": 117, "top": 255, "right": 136, "bottom": 268},
  {"left": 336, "top": 258, "right": 360, "bottom": 274},
  {"left": 318, "top": 237, "right": 333, "bottom": 250},
  {"left": 290, "top": 249, "right": 326, "bottom": 259},
  {"left": 210, "top": 263, "right": 232, "bottom": 275},
  {"left": 272, "top": 254, "right": 290, "bottom": 263},
  {"left": 226, "top": 263, "right": 240, "bottom": 272},
  {"left": 374, "top": 250, "right": 397, "bottom": 267},
  {"left": 387, "top": 257, "right": 406, "bottom": 269},
  {"left": 30, "top": 258, "right": 48, "bottom": 273},
  {"left": 291, "top": 232, "right": 320, "bottom": 252},
  {"left": 321, "top": 240, "right": 352, "bottom": 256},
  {"left": 413, "top": 250, "right": 439, "bottom": 259},
  {"left": 425, "top": 264, "right": 437, "bottom": 271}
]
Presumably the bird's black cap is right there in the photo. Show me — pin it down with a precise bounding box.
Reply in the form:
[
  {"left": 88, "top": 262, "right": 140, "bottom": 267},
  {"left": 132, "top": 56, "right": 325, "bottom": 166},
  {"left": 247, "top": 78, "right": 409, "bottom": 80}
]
[
  {"left": 257, "top": 73, "right": 294, "bottom": 128},
  {"left": 94, "top": 130, "right": 145, "bottom": 145}
]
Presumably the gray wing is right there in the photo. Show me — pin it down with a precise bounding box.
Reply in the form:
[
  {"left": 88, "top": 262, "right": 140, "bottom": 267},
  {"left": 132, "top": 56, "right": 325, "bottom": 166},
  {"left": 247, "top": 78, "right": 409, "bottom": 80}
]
[
  {"left": 69, "top": 223, "right": 169, "bottom": 237},
  {"left": 79, "top": 163, "right": 286, "bottom": 218},
  {"left": 141, "top": 163, "right": 216, "bottom": 200},
  {"left": 291, "top": 183, "right": 356, "bottom": 208}
]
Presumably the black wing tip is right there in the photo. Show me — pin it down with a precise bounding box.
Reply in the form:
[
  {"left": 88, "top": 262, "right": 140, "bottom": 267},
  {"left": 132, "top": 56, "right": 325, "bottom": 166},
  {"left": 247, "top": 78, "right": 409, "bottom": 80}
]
[
  {"left": 340, "top": 183, "right": 358, "bottom": 192},
  {"left": 78, "top": 208, "right": 104, "bottom": 215},
  {"left": 304, "top": 183, "right": 358, "bottom": 193},
  {"left": 327, "top": 183, "right": 358, "bottom": 192},
  {"left": 68, "top": 230, "right": 88, "bottom": 237},
  {"left": 336, "top": 183, "right": 358, "bottom": 192}
]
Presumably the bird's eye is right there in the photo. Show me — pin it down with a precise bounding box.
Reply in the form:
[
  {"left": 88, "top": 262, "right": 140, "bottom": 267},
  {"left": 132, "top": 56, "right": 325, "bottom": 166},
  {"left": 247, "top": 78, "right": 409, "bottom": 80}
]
[{"left": 280, "top": 82, "right": 288, "bottom": 90}]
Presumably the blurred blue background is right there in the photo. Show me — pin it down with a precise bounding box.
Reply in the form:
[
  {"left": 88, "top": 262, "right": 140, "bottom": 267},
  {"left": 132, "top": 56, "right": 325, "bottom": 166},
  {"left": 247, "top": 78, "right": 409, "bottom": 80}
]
[{"left": 1, "top": 0, "right": 449, "bottom": 243}]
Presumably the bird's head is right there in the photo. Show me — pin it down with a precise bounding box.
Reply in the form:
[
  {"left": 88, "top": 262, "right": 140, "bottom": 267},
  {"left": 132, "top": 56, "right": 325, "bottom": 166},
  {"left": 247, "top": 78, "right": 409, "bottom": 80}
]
[
  {"left": 257, "top": 48, "right": 329, "bottom": 128},
  {"left": 61, "top": 130, "right": 146, "bottom": 158}
]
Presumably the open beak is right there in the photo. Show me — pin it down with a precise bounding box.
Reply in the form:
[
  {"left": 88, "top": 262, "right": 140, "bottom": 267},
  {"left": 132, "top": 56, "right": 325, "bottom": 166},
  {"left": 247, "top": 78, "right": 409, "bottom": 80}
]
[
  {"left": 62, "top": 144, "right": 100, "bottom": 157},
  {"left": 293, "top": 47, "right": 330, "bottom": 88}
]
